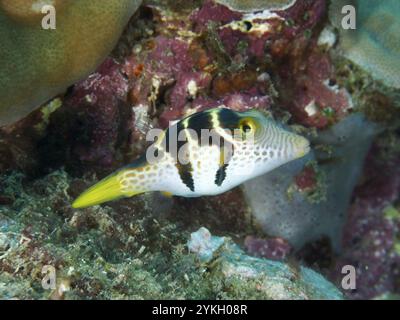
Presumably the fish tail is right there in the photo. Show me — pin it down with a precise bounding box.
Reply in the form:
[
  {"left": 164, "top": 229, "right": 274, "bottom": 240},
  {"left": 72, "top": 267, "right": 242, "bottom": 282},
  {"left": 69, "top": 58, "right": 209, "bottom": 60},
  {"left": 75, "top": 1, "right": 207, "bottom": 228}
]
[{"left": 72, "top": 170, "right": 145, "bottom": 209}]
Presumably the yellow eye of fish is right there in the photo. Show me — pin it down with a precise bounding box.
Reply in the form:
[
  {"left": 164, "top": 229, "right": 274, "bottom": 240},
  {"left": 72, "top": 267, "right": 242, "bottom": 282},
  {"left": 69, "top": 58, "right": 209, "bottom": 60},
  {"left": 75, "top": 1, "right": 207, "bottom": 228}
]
[{"left": 239, "top": 118, "right": 256, "bottom": 135}]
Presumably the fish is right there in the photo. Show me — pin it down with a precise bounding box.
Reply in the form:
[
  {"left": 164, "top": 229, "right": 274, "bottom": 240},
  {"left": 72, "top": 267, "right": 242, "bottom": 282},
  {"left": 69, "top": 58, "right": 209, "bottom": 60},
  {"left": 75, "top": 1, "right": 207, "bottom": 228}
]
[{"left": 72, "top": 107, "right": 310, "bottom": 208}]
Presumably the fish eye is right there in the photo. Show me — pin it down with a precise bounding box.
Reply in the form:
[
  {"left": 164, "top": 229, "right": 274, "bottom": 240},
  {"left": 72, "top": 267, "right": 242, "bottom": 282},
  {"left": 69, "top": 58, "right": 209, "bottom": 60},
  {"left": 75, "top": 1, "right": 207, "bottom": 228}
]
[
  {"left": 242, "top": 123, "right": 252, "bottom": 132},
  {"left": 239, "top": 118, "right": 256, "bottom": 134}
]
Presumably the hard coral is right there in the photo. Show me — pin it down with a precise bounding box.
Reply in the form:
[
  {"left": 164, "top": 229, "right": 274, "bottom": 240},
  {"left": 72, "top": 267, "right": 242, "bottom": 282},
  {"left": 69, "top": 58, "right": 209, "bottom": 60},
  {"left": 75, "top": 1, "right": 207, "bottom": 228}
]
[{"left": 0, "top": 0, "right": 142, "bottom": 126}]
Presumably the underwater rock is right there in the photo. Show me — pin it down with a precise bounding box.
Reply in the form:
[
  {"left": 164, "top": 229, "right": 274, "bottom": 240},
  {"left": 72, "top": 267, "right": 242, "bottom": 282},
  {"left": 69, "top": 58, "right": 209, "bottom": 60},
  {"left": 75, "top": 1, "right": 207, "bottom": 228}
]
[
  {"left": 193, "top": 0, "right": 351, "bottom": 129},
  {"left": 329, "top": 0, "right": 400, "bottom": 89},
  {"left": 188, "top": 227, "right": 226, "bottom": 262},
  {"left": 276, "top": 49, "right": 352, "bottom": 129},
  {"left": 188, "top": 227, "right": 344, "bottom": 299},
  {"left": 126, "top": 31, "right": 272, "bottom": 129},
  {"left": 37, "top": 58, "right": 137, "bottom": 173},
  {"left": 243, "top": 114, "right": 380, "bottom": 251},
  {"left": 214, "top": 0, "right": 296, "bottom": 13},
  {"left": 0, "top": 170, "right": 180, "bottom": 299},
  {"left": 193, "top": 0, "right": 326, "bottom": 59},
  {"left": 244, "top": 236, "right": 292, "bottom": 261},
  {"left": 0, "top": 0, "right": 142, "bottom": 126},
  {"left": 191, "top": 0, "right": 241, "bottom": 31},
  {"left": 125, "top": 0, "right": 332, "bottom": 132},
  {"left": 126, "top": 35, "right": 212, "bottom": 128},
  {"left": 58, "top": 58, "right": 129, "bottom": 168}
]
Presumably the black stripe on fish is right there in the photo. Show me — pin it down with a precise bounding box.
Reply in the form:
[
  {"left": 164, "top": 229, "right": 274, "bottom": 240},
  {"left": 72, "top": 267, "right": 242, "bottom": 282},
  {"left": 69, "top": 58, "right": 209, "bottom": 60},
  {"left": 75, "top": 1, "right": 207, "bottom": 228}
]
[
  {"left": 187, "top": 110, "right": 235, "bottom": 148},
  {"left": 176, "top": 162, "right": 195, "bottom": 192},
  {"left": 165, "top": 122, "right": 195, "bottom": 192},
  {"left": 217, "top": 108, "right": 241, "bottom": 131},
  {"left": 164, "top": 108, "right": 239, "bottom": 152},
  {"left": 214, "top": 143, "right": 234, "bottom": 186},
  {"left": 215, "top": 163, "right": 228, "bottom": 186},
  {"left": 186, "top": 110, "right": 214, "bottom": 141}
]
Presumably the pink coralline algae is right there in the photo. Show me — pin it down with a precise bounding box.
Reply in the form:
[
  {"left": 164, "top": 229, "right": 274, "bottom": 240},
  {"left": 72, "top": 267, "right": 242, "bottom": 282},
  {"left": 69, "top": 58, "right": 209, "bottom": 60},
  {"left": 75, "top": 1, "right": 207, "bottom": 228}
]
[
  {"left": 192, "top": 0, "right": 325, "bottom": 59},
  {"left": 294, "top": 164, "right": 317, "bottom": 192},
  {"left": 191, "top": 0, "right": 350, "bottom": 129},
  {"left": 332, "top": 144, "right": 400, "bottom": 299},
  {"left": 244, "top": 236, "right": 292, "bottom": 261},
  {"left": 191, "top": 0, "right": 242, "bottom": 32},
  {"left": 123, "top": 0, "right": 348, "bottom": 131},
  {"left": 278, "top": 0, "right": 326, "bottom": 36},
  {"left": 125, "top": 33, "right": 272, "bottom": 129},
  {"left": 41, "top": 58, "right": 132, "bottom": 172},
  {"left": 276, "top": 49, "right": 351, "bottom": 129},
  {"left": 125, "top": 36, "right": 212, "bottom": 128},
  {"left": 65, "top": 58, "right": 129, "bottom": 166}
]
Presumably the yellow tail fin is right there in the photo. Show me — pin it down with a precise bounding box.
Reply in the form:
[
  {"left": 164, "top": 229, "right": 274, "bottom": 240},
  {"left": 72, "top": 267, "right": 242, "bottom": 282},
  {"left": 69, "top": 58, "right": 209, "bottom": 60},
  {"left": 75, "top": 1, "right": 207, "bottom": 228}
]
[{"left": 72, "top": 172, "right": 143, "bottom": 209}]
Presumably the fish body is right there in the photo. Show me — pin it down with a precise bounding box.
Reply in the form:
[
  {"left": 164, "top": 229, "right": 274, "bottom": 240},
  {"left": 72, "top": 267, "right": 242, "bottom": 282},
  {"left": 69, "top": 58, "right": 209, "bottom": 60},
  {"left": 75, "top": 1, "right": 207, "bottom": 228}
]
[{"left": 72, "top": 107, "right": 310, "bottom": 208}]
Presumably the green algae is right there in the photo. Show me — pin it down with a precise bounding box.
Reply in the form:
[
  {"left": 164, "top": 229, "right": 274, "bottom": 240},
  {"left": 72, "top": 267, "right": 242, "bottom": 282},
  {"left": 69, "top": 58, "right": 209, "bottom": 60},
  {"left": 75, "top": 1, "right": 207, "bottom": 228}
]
[
  {"left": 384, "top": 206, "right": 400, "bottom": 222},
  {"left": 303, "top": 161, "right": 327, "bottom": 205},
  {"left": 0, "top": 170, "right": 243, "bottom": 299}
]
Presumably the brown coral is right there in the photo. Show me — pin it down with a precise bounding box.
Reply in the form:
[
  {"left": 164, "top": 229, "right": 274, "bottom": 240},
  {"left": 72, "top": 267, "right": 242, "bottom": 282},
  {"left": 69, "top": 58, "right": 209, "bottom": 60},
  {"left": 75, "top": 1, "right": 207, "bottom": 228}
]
[{"left": 0, "top": 0, "right": 142, "bottom": 126}]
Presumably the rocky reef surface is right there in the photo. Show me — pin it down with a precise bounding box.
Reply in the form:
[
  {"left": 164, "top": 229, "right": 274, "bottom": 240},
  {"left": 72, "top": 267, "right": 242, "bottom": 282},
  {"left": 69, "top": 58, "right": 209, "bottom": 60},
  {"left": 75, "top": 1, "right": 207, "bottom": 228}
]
[
  {"left": 0, "top": 0, "right": 399, "bottom": 299},
  {"left": 188, "top": 227, "right": 343, "bottom": 299}
]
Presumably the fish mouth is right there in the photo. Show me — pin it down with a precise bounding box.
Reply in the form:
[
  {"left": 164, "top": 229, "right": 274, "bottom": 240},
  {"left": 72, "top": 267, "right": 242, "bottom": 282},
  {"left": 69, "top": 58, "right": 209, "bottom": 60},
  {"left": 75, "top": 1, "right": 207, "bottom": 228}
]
[{"left": 294, "top": 136, "right": 311, "bottom": 159}]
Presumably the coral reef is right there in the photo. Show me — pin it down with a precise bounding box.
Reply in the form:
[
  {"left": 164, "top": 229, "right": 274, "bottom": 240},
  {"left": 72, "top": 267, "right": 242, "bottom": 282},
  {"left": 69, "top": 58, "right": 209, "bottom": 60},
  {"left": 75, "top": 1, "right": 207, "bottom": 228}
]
[
  {"left": 0, "top": 0, "right": 399, "bottom": 300},
  {"left": 1, "top": 0, "right": 348, "bottom": 174},
  {"left": 0, "top": 171, "right": 342, "bottom": 299},
  {"left": 0, "top": 0, "right": 142, "bottom": 126}
]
